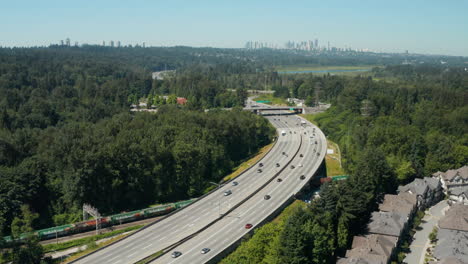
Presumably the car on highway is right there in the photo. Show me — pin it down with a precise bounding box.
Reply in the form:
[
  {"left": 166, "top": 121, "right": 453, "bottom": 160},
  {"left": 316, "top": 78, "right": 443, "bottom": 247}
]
[
  {"left": 259, "top": 162, "right": 263, "bottom": 167},
  {"left": 171, "top": 251, "right": 182, "bottom": 258},
  {"left": 257, "top": 169, "right": 262, "bottom": 173},
  {"left": 232, "top": 181, "right": 238, "bottom": 186},
  {"left": 276, "top": 163, "right": 280, "bottom": 167},
  {"left": 299, "top": 164, "right": 303, "bottom": 167},
  {"left": 277, "top": 178, "right": 282, "bottom": 182},
  {"left": 224, "top": 190, "right": 232, "bottom": 196},
  {"left": 282, "top": 151, "right": 286, "bottom": 155},
  {"left": 317, "top": 152, "right": 320, "bottom": 156},
  {"left": 300, "top": 175, "right": 306, "bottom": 180},
  {"left": 264, "top": 195, "right": 271, "bottom": 200},
  {"left": 315, "top": 141, "right": 318, "bottom": 144},
  {"left": 290, "top": 165, "right": 295, "bottom": 169},
  {"left": 201, "top": 248, "right": 210, "bottom": 254},
  {"left": 299, "top": 154, "right": 303, "bottom": 157},
  {"left": 245, "top": 223, "right": 253, "bottom": 229}
]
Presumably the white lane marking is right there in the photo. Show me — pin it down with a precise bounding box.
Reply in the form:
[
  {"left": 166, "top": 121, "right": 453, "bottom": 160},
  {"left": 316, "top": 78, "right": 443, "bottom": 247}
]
[
  {"left": 108, "top": 255, "right": 121, "bottom": 262},
  {"left": 127, "top": 251, "right": 138, "bottom": 258},
  {"left": 143, "top": 243, "right": 153, "bottom": 250},
  {"left": 158, "top": 235, "right": 167, "bottom": 241}
]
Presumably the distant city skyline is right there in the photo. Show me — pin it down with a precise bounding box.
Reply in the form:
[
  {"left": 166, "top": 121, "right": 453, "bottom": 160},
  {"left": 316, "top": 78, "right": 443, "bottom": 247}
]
[{"left": 1, "top": 1, "right": 468, "bottom": 56}]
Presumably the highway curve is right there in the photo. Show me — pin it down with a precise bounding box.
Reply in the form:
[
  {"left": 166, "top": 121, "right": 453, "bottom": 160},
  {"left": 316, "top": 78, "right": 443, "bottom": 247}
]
[{"left": 72, "top": 111, "right": 305, "bottom": 264}]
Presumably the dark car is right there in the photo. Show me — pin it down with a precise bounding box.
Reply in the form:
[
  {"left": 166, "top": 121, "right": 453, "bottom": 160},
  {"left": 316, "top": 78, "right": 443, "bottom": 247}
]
[
  {"left": 290, "top": 165, "right": 295, "bottom": 169},
  {"left": 300, "top": 175, "right": 306, "bottom": 180},
  {"left": 245, "top": 223, "right": 253, "bottom": 229},
  {"left": 282, "top": 152, "right": 286, "bottom": 155},
  {"left": 277, "top": 178, "right": 282, "bottom": 182},
  {"left": 259, "top": 163, "right": 263, "bottom": 167},
  {"left": 317, "top": 152, "right": 320, "bottom": 156},
  {"left": 257, "top": 169, "right": 262, "bottom": 173},
  {"left": 315, "top": 141, "right": 318, "bottom": 144},
  {"left": 201, "top": 248, "right": 210, "bottom": 254},
  {"left": 264, "top": 195, "right": 271, "bottom": 200},
  {"left": 171, "top": 251, "right": 182, "bottom": 258},
  {"left": 276, "top": 163, "right": 280, "bottom": 167},
  {"left": 299, "top": 154, "right": 303, "bottom": 157},
  {"left": 232, "top": 181, "right": 239, "bottom": 186}
]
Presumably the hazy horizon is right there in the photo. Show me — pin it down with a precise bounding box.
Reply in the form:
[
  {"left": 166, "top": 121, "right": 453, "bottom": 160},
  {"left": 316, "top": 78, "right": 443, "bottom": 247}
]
[{"left": 1, "top": 0, "right": 468, "bottom": 56}]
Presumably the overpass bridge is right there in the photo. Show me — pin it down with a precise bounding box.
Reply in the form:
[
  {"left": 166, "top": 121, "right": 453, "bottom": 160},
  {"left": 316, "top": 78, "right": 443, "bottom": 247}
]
[
  {"left": 244, "top": 106, "right": 304, "bottom": 115},
  {"left": 72, "top": 108, "right": 326, "bottom": 264}
]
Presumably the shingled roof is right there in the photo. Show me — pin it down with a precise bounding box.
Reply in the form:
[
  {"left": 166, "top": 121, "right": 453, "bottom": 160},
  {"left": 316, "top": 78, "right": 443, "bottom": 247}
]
[
  {"left": 344, "top": 234, "right": 397, "bottom": 264},
  {"left": 379, "top": 193, "right": 417, "bottom": 217},
  {"left": 368, "top": 211, "right": 407, "bottom": 237},
  {"left": 438, "top": 204, "right": 468, "bottom": 232},
  {"left": 433, "top": 229, "right": 468, "bottom": 264}
]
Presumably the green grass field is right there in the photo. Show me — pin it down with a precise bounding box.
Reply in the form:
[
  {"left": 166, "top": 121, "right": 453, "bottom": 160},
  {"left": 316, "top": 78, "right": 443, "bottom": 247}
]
[
  {"left": 252, "top": 94, "right": 288, "bottom": 105},
  {"left": 275, "top": 65, "right": 378, "bottom": 72}
]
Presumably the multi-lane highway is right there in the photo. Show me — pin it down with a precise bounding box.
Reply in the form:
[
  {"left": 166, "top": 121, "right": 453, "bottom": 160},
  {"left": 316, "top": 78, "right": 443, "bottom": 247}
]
[
  {"left": 152, "top": 114, "right": 327, "bottom": 264},
  {"left": 73, "top": 109, "right": 311, "bottom": 264}
]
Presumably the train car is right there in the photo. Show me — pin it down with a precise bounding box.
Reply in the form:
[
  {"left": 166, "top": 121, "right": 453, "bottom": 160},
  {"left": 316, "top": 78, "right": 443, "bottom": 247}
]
[
  {"left": 37, "top": 224, "right": 74, "bottom": 240},
  {"left": 2, "top": 199, "right": 196, "bottom": 245},
  {"left": 174, "top": 199, "right": 196, "bottom": 209},
  {"left": 142, "top": 204, "right": 175, "bottom": 218},
  {"left": 110, "top": 210, "right": 144, "bottom": 225},
  {"left": 74, "top": 217, "right": 110, "bottom": 232}
]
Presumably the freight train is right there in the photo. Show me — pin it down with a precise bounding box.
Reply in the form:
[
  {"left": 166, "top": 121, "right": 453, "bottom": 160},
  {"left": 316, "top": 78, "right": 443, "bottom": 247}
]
[{"left": 2, "top": 199, "right": 196, "bottom": 244}]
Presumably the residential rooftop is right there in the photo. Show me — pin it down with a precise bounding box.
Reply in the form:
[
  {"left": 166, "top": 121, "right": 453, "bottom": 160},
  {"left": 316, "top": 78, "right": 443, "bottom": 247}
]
[
  {"left": 368, "top": 211, "right": 407, "bottom": 237},
  {"left": 438, "top": 203, "right": 468, "bottom": 232},
  {"left": 433, "top": 229, "right": 468, "bottom": 264},
  {"left": 344, "top": 234, "right": 397, "bottom": 264},
  {"left": 379, "top": 193, "right": 417, "bottom": 217}
]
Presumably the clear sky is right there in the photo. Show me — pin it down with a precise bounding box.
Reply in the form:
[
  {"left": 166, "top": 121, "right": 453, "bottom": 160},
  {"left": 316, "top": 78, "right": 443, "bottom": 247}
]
[{"left": 1, "top": 0, "right": 467, "bottom": 56}]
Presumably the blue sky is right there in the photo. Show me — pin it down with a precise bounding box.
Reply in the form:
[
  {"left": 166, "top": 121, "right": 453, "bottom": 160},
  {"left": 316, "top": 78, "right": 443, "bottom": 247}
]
[{"left": 1, "top": 0, "right": 467, "bottom": 56}]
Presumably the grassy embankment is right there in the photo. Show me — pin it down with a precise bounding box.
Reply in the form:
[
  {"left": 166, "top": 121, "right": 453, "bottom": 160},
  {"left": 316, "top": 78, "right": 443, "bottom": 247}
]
[
  {"left": 219, "top": 200, "right": 306, "bottom": 264},
  {"left": 60, "top": 227, "right": 141, "bottom": 263},
  {"left": 251, "top": 94, "right": 288, "bottom": 106},
  {"left": 300, "top": 114, "right": 345, "bottom": 177},
  {"left": 223, "top": 142, "right": 274, "bottom": 182}
]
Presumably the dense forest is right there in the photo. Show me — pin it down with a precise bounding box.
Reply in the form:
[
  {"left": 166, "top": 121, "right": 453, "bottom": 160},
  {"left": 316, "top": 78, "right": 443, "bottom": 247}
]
[
  {"left": 223, "top": 65, "right": 467, "bottom": 263},
  {"left": 0, "top": 47, "right": 277, "bottom": 241},
  {"left": 0, "top": 46, "right": 466, "bottom": 263}
]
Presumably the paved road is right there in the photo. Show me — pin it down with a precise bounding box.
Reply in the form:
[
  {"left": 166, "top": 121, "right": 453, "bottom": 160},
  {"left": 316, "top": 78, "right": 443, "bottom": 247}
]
[
  {"left": 73, "top": 111, "right": 304, "bottom": 264},
  {"left": 153, "top": 115, "right": 327, "bottom": 264},
  {"left": 404, "top": 200, "right": 449, "bottom": 264}
]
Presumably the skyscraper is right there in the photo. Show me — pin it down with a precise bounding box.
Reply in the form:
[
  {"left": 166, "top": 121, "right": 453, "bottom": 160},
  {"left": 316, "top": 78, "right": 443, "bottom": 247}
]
[
  {"left": 66, "top": 38, "right": 70, "bottom": 46},
  {"left": 315, "top": 39, "right": 318, "bottom": 49},
  {"left": 110, "top": 40, "right": 114, "bottom": 47},
  {"left": 117, "top": 41, "right": 121, "bottom": 48}
]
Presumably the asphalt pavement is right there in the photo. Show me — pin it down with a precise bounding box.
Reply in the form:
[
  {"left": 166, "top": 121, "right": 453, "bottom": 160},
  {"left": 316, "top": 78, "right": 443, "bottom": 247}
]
[
  {"left": 153, "top": 114, "right": 327, "bottom": 264},
  {"left": 73, "top": 112, "right": 304, "bottom": 264}
]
